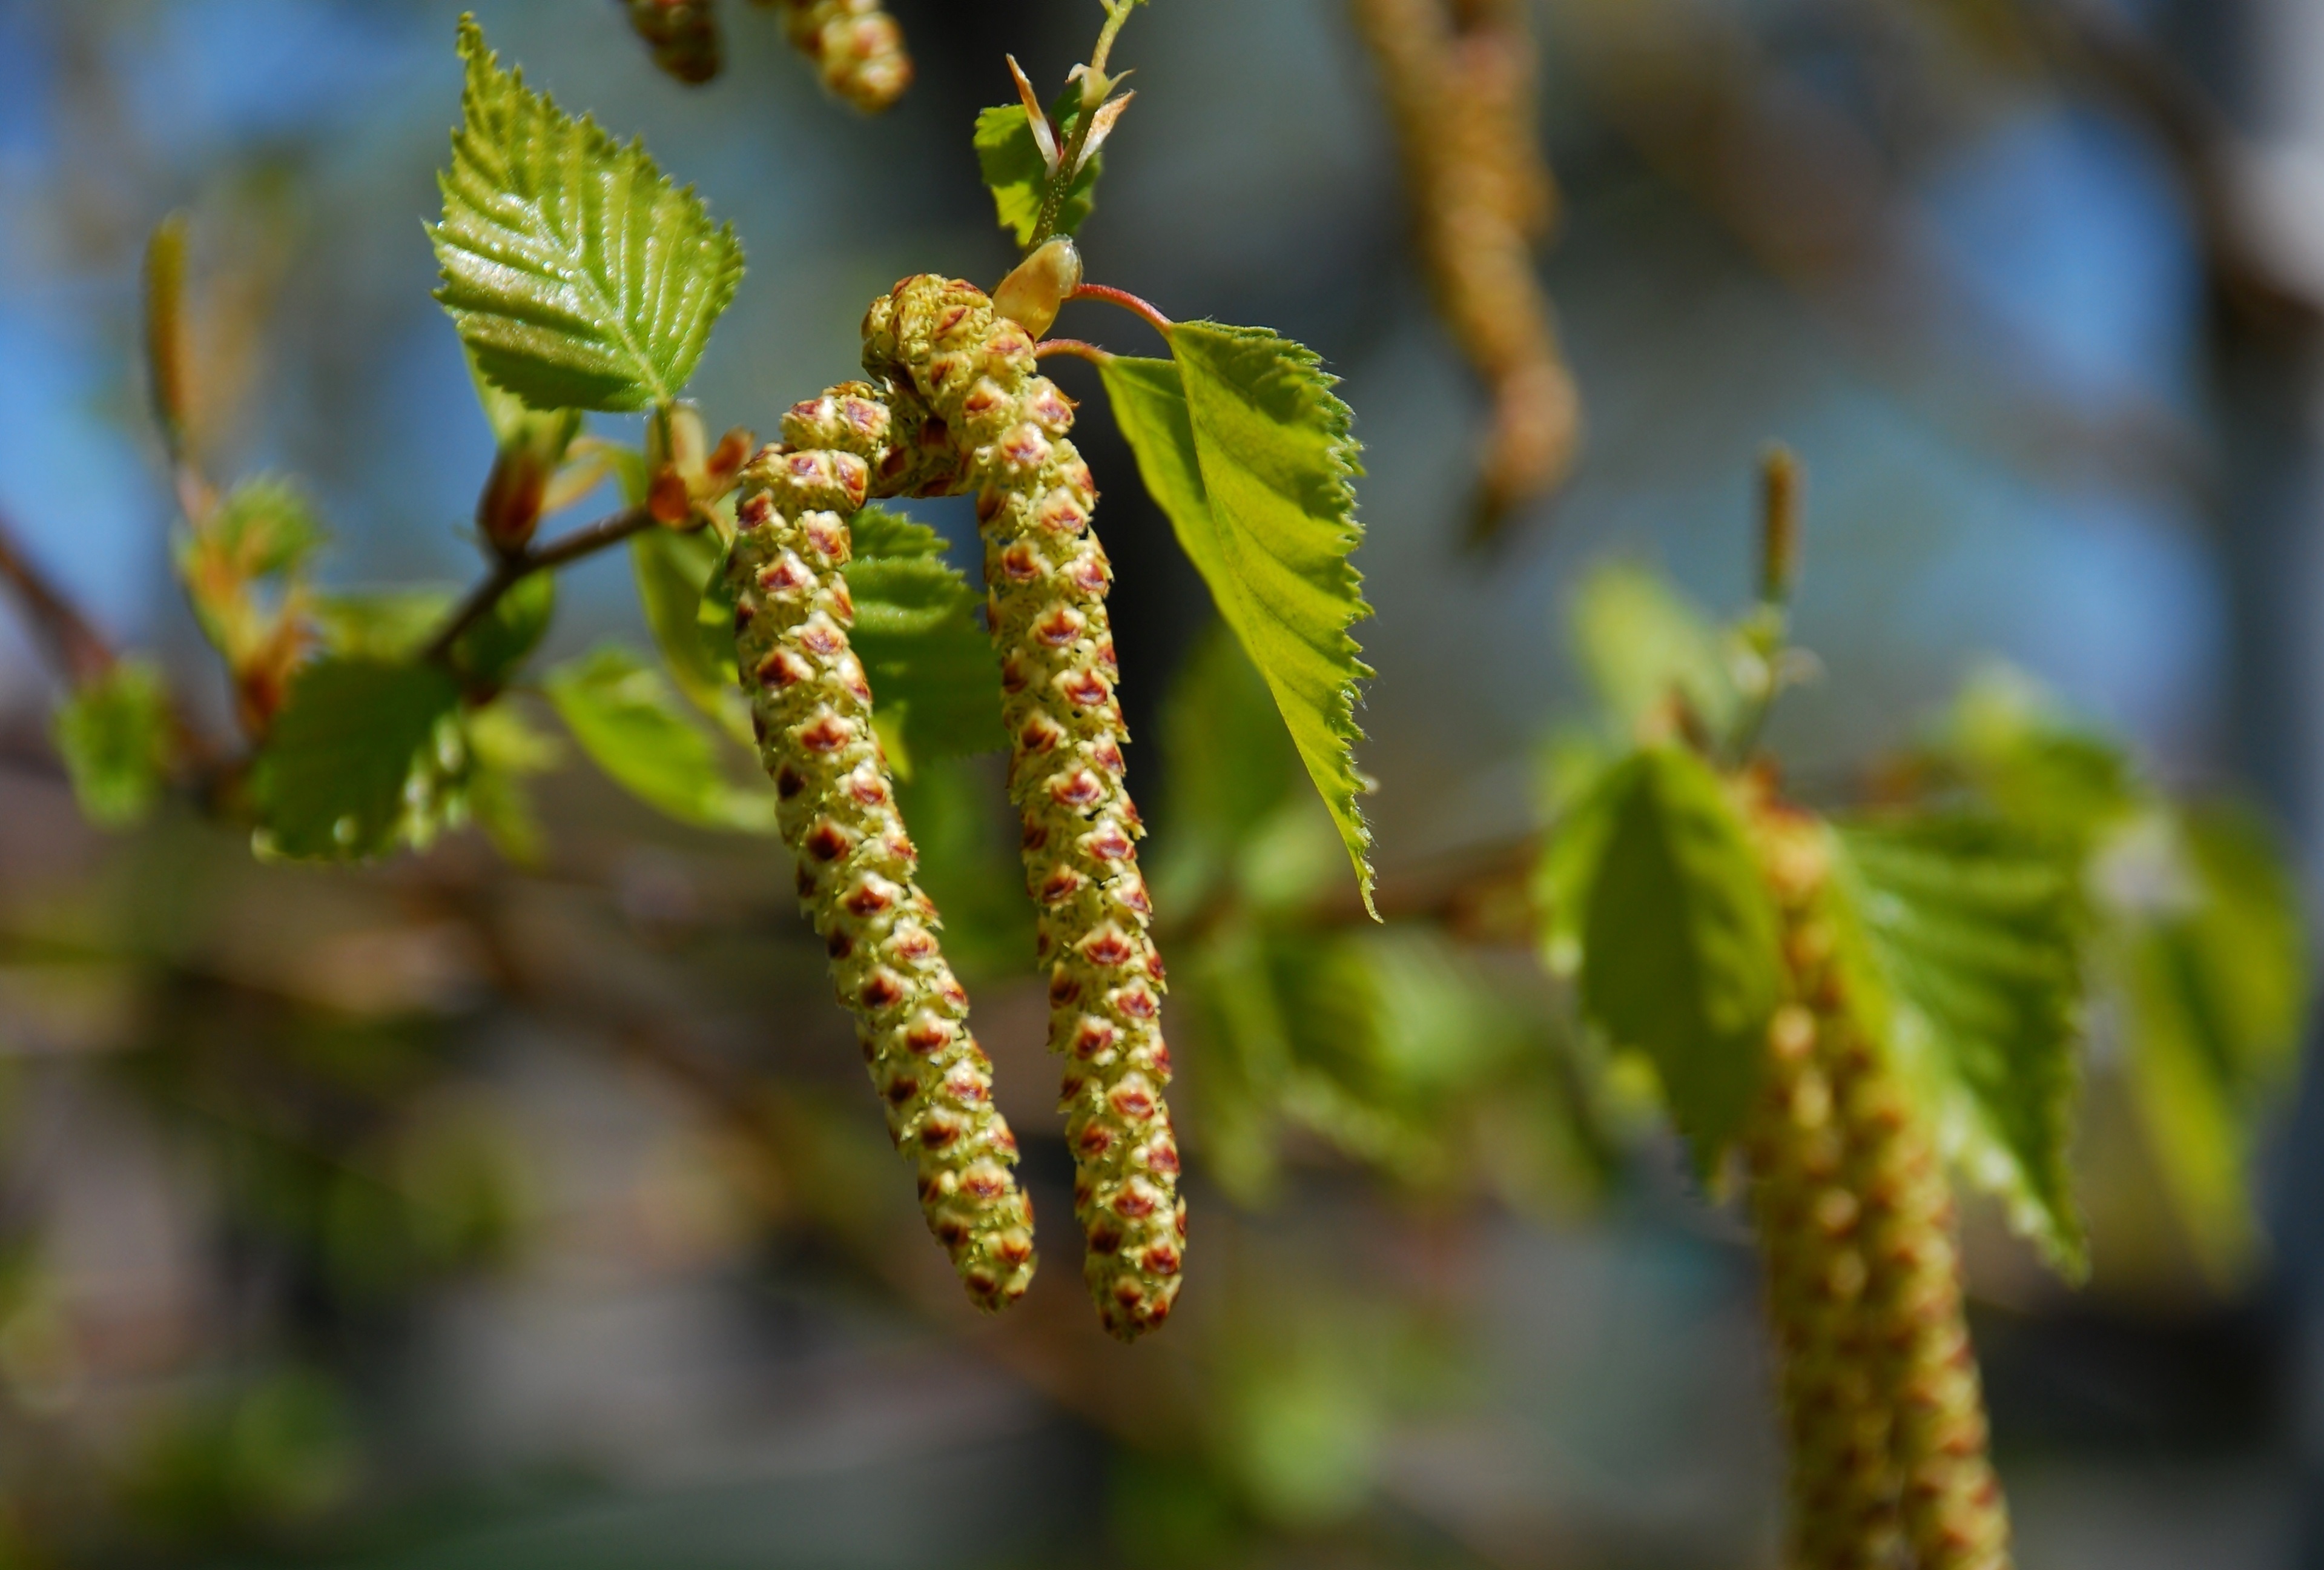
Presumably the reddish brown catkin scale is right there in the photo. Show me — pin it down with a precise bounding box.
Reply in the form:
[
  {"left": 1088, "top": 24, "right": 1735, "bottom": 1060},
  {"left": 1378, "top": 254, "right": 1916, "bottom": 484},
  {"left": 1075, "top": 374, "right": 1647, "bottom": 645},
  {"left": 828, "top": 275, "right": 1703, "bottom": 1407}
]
[
  {"left": 863, "top": 276, "right": 1185, "bottom": 1341},
  {"left": 726, "top": 389, "right": 1037, "bottom": 1313},
  {"left": 757, "top": 0, "right": 913, "bottom": 112},
  {"left": 624, "top": 0, "right": 722, "bottom": 84},
  {"left": 1349, "top": 0, "right": 1579, "bottom": 541},
  {"left": 1749, "top": 800, "right": 2013, "bottom": 1570}
]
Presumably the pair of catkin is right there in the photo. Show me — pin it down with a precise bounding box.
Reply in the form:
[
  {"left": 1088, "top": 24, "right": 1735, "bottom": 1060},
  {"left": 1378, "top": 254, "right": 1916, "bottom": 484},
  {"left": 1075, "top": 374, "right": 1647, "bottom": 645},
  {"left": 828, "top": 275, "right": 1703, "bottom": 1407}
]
[
  {"left": 622, "top": 0, "right": 909, "bottom": 110},
  {"left": 726, "top": 276, "right": 1185, "bottom": 1340},
  {"left": 1746, "top": 802, "right": 2010, "bottom": 1570}
]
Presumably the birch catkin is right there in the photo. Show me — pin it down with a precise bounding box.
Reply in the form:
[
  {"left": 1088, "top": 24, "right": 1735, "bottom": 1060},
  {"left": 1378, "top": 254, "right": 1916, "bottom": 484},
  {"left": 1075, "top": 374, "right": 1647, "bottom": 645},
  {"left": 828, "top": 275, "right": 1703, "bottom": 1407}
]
[
  {"left": 625, "top": 0, "right": 722, "bottom": 84},
  {"left": 760, "top": 0, "right": 912, "bottom": 112},
  {"left": 1748, "top": 801, "right": 2013, "bottom": 1570},
  {"left": 863, "top": 276, "right": 1186, "bottom": 1340},
  {"left": 727, "top": 388, "right": 1036, "bottom": 1313}
]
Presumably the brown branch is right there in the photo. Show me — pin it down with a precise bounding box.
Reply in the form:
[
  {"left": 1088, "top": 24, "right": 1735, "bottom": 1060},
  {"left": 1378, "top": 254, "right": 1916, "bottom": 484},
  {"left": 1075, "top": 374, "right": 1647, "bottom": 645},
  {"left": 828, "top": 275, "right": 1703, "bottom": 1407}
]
[
  {"left": 0, "top": 505, "right": 114, "bottom": 687},
  {"left": 421, "top": 502, "right": 656, "bottom": 664}
]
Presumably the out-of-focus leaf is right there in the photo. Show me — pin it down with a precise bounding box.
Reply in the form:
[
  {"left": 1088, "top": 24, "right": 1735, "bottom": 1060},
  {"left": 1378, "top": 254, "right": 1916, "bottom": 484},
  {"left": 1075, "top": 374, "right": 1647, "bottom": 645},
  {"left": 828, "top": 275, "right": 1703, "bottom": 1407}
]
[
  {"left": 1571, "top": 561, "right": 1740, "bottom": 741},
  {"left": 542, "top": 645, "right": 773, "bottom": 833},
  {"left": 1101, "top": 331, "right": 1375, "bottom": 910},
  {"left": 463, "top": 700, "right": 562, "bottom": 867},
  {"left": 893, "top": 755, "right": 1032, "bottom": 980},
  {"left": 839, "top": 505, "right": 1002, "bottom": 770},
  {"left": 202, "top": 476, "right": 328, "bottom": 581},
  {"left": 975, "top": 87, "right": 1103, "bottom": 247},
  {"left": 313, "top": 588, "right": 458, "bottom": 660},
  {"left": 251, "top": 659, "right": 464, "bottom": 861},
  {"left": 449, "top": 571, "right": 553, "bottom": 686},
  {"left": 431, "top": 18, "right": 742, "bottom": 411},
  {"left": 2108, "top": 803, "right": 2308, "bottom": 1283},
  {"left": 1933, "top": 663, "right": 2139, "bottom": 844},
  {"left": 1155, "top": 624, "right": 1309, "bottom": 911},
  {"left": 53, "top": 659, "right": 174, "bottom": 829},
  {"left": 1571, "top": 747, "right": 1782, "bottom": 1170},
  {"left": 630, "top": 525, "right": 748, "bottom": 740},
  {"left": 1832, "top": 814, "right": 2088, "bottom": 1276}
]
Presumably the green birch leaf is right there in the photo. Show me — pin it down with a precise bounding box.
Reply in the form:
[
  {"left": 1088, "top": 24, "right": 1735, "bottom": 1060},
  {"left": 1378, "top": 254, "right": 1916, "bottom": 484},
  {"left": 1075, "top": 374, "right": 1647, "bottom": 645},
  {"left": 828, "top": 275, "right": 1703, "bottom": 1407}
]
[
  {"left": 431, "top": 17, "right": 743, "bottom": 412},
  {"left": 975, "top": 88, "right": 1102, "bottom": 247},
  {"left": 2108, "top": 803, "right": 2308, "bottom": 1283},
  {"left": 630, "top": 526, "right": 750, "bottom": 742},
  {"left": 543, "top": 645, "right": 773, "bottom": 833},
  {"left": 1571, "top": 562, "right": 1740, "bottom": 741},
  {"left": 463, "top": 700, "right": 561, "bottom": 867},
  {"left": 251, "top": 659, "right": 464, "bottom": 861},
  {"left": 53, "top": 659, "right": 174, "bottom": 829},
  {"left": 450, "top": 571, "right": 555, "bottom": 686},
  {"left": 1153, "top": 623, "right": 1310, "bottom": 913},
  {"left": 1830, "top": 814, "right": 2088, "bottom": 1276},
  {"left": 1571, "top": 747, "right": 1783, "bottom": 1170},
  {"left": 1101, "top": 329, "right": 1375, "bottom": 912},
  {"left": 314, "top": 588, "right": 458, "bottom": 660},
  {"left": 839, "top": 506, "right": 1003, "bottom": 769}
]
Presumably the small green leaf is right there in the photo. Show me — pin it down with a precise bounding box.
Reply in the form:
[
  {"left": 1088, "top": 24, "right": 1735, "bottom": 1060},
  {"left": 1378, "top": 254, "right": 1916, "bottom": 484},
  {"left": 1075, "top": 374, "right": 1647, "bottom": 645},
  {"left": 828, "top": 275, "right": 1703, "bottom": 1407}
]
[
  {"left": 432, "top": 18, "right": 744, "bottom": 412},
  {"left": 893, "top": 756, "right": 1034, "bottom": 981},
  {"left": 251, "top": 659, "right": 465, "bottom": 861},
  {"left": 2107, "top": 804, "right": 2308, "bottom": 1283},
  {"left": 631, "top": 526, "right": 750, "bottom": 743},
  {"left": 463, "top": 700, "right": 561, "bottom": 867},
  {"left": 1101, "top": 328, "right": 1375, "bottom": 912},
  {"left": 1830, "top": 815, "right": 2088, "bottom": 1275},
  {"left": 1934, "top": 663, "right": 2140, "bottom": 846},
  {"left": 313, "top": 588, "right": 459, "bottom": 660},
  {"left": 451, "top": 572, "right": 555, "bottom": 687},
  {"left": 202, "top": 476, "right": 328, "bottom": 580},
  {"left": 53, "top": 660, "right": 173, "bottom": 829},
  {"left": 839, "top": 506, "right": 1003, "bottom": 769},
  {"left": 1571, "top": 748, "right": 1783, "bottom": 1169},
  {"left": 543, "top": 645, "right": 773, "bottom": 833},
  {"left": 1571, "top": 562, "right": 1740, "bottom": 741},
  {"left": 975, "top": 88, "right": 1102, "bottom": 248}
]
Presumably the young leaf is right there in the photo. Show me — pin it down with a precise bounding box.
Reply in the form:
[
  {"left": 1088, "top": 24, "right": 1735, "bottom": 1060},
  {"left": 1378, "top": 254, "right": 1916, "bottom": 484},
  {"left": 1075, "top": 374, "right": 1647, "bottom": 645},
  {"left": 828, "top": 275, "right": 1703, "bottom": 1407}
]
[
  {"left": 542, "top": 645, "right": 774, "bottom": 833},
  {"left": 630, "top": 526, "right": 750, "bottom": 743},
  {"left": 464, "top": 699, "right": 562, "bottom": 867},
  {"left": 1830, "top": 815, "right": 2088, "bottom": 1275},
  {"left": 203, "top": 476, "right": 328, "bottom": 581},
  {"left": 975, "top": 88, "right": 1103, "bottom": 248},
  {"left": 837, "top": 506, "right": 1002, "bottom": 769},
  {"left": 450, "top": 571, "right": 555, "bottom": 687},
  {"left": 1100, "top": 329, "right": 1375, "bottom": 912},
  {"left": 2109, "top": 804, "right": 2308, "bottom": 1283},
  {"left": 53, "top": 659, "right": 174, "bottom": 829},
  {"left": 432, "top": 17, "right": 744, "bottom": 412},
  {"left": 1571, "top": 562, "right": 1740, "bottom": 741},
  {"left": 1569, "top": 748, "right": 1783, "bottom": 1168},
  {"left": 314, "top": 588, "right": 459, "bottom": 660},
  {"left": 1153, "top": 623, "right": 1318, "bottom": 913},
  {"left": 251, "top": 658, "right": 465, "bottom": 861}
]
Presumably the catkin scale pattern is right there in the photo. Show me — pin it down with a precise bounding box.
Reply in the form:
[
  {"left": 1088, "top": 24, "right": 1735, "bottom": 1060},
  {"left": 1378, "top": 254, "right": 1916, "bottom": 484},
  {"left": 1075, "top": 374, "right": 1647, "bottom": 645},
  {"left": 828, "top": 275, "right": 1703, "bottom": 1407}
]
[
  {"left": 1747, "top": 801, "right": 2012, "bottom": 1570},
  {"left": 725, "top": 390, "right": 1037, "bottom": 1313},
  {"left": 864, "top": 276, "right": 1186, "bottom": 1340}
]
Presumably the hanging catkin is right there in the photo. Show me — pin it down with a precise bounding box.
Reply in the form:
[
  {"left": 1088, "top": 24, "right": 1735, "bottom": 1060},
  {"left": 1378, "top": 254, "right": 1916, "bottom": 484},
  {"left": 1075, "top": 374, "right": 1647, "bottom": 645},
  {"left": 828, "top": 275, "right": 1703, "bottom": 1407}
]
[
  {"left": 726, "top": 386, "right": 1037, "bottom": 1313},
  {"left": 624, "top": 0, "right": 722, "bottom": 84},
  {"left": 760, "top": 0, "right": 913, "bottom": 112},
  {"left": 1747, "top": 798, "right": 2013, "bottom": 1570},
  {"left": 863, "top": 275, "right": 1185, "bottom": 1340},
  {"left": 1349, "top": 0, "right": 1579, "bottom": 541}
]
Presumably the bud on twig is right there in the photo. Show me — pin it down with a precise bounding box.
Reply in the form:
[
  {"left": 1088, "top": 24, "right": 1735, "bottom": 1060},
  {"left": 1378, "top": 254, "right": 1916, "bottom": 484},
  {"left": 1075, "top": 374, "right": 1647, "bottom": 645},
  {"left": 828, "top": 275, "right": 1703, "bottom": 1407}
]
[
  {"left": 994, "top": 238, "right": 1083, "bottom": 339},
  {"left": 1760, "top": 444, "right": 1802, "bottom": 606},
  {"left": 626, "top": 0, "right": 723, "bottom": 84}
]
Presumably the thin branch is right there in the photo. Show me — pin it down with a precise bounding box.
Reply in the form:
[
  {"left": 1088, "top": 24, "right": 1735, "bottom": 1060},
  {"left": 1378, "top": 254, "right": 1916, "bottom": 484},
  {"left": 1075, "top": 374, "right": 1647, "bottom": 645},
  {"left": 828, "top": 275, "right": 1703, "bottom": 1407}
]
[
  {"left": 420, "top": 502, "right": 656, "bottom": 664},
  {"left": 0, "top": 505, "right": 114, "bottom": 687},
  {"left": 1067, "top": 283, "right": 1174, "bottom": 339},
  {"left": 1032, "top": 336, "right": 1114, "bottom": 366}
]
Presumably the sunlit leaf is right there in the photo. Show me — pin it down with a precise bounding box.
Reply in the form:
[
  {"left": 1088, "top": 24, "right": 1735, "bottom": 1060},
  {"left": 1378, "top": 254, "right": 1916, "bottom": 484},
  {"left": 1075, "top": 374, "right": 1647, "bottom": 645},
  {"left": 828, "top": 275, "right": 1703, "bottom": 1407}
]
[
  {"left": 432, "top": 17, "right": 743, "bottom": 411},
  {"left": 1102, "top": 330, "right": 1375, "bottom": 911},
  {"left": 542, "top": 645, "right": 773, "bottom": 833},
  {"left": 53, "top": 660, "right": 174, "bottom": 829},
  {"left": 975, "top": 86, "right": 1103, "bottom": 247},
  {"left": 630, "top": 526, "right": 751, "bottom": 741},
  {"left": 1570, "top": 747, "right": 1783, "bottom": 1169},
  {"left": 1830, "top": 814, "right": 2088, "bottom": 1276},
  {"left": 251, "top": 658, "right": 464, "bottom": 861},
  {"left": 202, "top": 475, "right": 328, "bottom": 581},
  {"left": 839, "top": 506, "right": 1002, "bottom": 770},
  {"left": 313, "top": 588, "right": 458, "bottom": 660},
  {"left": 1571, "top": 561, "right": 1740, "bottom": 741}
]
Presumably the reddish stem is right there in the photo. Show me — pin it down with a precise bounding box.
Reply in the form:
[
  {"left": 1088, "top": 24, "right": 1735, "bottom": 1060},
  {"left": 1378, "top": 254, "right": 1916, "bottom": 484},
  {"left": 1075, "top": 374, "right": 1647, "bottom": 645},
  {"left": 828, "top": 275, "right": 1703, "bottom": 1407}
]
[
  {"left": 1068, "top": 283, "right": 1175, "bottom": 340},
  {"left": 1033, "top": 337, "right": 1114, "bottom": 366},
  {"left": 0, "top": 506, "right": 114, "bottom": 687}
]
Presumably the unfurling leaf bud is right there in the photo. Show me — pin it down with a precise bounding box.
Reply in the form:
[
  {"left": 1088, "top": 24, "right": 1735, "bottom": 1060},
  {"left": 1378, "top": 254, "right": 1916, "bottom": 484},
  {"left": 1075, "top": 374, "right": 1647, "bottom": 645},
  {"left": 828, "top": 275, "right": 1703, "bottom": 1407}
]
[
  {"left": 994, "top": 237, "right": 1083, "bottom": 339},
  {"left": 477, "top": 408, "right": 581, "bottom": 557},
  {"left": 626, "top": 0, "right": 723, "bottom": 85},
  {"left": 866, "top": 276, "right": 1184, "bottom": 1342}
]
